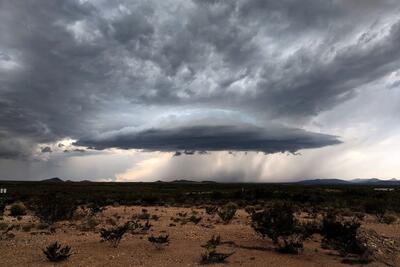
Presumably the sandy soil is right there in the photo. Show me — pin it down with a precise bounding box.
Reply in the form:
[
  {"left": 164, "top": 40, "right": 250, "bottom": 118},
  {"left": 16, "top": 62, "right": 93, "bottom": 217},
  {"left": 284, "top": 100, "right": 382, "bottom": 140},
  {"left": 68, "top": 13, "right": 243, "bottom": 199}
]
[{"left": 0, "top": 206, "right": 399, "bottom": 267}]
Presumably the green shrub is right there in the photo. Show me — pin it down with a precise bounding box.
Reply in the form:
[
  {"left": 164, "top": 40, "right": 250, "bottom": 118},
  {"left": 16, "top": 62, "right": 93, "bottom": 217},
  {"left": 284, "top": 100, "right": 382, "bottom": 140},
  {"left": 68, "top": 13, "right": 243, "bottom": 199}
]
[
  {"left": 43, "top": 242, "right": 71, "bottom": 262},
  {"left": 321, "top": 211, "right": 363, "bottom": 256},
  {"left": 251, "top": 202, "right": 307, "bottom": 254},
  {"left": 10, "top": 203, "right": 26, "bottom": 217},
  {"left": 217, "top": 202, "right": 237, "bottom": 224},
  {"left": 32, "top": 193, "right": 78, "bottom": 224}
]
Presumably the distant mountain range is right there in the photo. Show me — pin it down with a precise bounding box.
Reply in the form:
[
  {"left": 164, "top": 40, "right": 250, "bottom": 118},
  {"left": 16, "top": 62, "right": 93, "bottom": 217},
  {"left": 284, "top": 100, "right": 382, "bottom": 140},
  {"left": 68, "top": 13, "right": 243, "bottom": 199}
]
[
  {"left": 295, "top": 178, "right": 400, "bottom": 186},
  {"left": 39, "top": 177, "right": 400, "bottom": 185}
]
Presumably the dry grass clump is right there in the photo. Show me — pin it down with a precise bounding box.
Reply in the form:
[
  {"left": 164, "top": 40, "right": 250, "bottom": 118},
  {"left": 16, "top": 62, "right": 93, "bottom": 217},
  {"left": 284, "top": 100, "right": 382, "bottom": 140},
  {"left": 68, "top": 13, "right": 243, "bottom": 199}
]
[{"left": 43, "top": 241, "right": 71, "bottom": 262}]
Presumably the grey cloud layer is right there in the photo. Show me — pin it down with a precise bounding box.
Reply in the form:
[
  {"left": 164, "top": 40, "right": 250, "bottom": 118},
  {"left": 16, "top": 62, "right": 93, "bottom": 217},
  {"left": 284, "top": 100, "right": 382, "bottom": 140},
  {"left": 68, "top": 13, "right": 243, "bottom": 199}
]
[
  {"left": 76, "top": 125, "right": 340, "bottom": 153},
  {"left": 0, "top": 0, "right": 400, "bottom": 159}
]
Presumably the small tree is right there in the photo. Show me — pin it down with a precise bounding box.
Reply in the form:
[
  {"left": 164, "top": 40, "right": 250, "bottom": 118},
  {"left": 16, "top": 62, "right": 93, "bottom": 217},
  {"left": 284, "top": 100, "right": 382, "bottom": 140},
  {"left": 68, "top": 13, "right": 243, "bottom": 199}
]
[{"left": 251, "top": 202, "right": 305, "bottom": 254}]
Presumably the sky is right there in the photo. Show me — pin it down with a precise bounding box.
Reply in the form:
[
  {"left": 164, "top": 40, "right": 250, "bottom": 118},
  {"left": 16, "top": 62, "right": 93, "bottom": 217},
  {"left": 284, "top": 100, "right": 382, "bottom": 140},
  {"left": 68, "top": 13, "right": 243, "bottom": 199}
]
[{"left": 0, "top": 0, "right": 400, "bottom": 182}]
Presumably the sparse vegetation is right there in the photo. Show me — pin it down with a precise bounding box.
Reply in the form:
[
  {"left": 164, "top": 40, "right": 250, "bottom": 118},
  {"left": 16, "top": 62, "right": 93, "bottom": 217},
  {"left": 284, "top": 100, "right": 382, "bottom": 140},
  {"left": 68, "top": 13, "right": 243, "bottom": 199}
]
[
  {"left": 32, "top": 193, "right": 78, "bottom": 224},
  {"left": 201, "top": 250, "right": 235, "bottom": 264},
  {"left": 100, "top": 222, "right": 130, "bottom": 247},
  {"left": 217, "top": 202, "right": 237, "bottom": 224},
  {"left": 10, "top": 203, "right": 26, "bottom": 217},
  {"left": 42, "top": 242, "right": 71, "bottom": 262},
  {"left": 251, "top": 202, "right": 309, "bottom": 254},
  {"left": 148, "top": 233, "right": 169, "bottom": 249},
  {"left": 200, "top": 235, "right": 234, "bottom": 264},
  {"left": 320, "top": 211, "right": 364, "bottom": 256},
  {"left": 205, "top": 206, "right": 218, "bottom": 215},
  {"left": 0, "top": 200, "right": 5, "bottom": 215}
]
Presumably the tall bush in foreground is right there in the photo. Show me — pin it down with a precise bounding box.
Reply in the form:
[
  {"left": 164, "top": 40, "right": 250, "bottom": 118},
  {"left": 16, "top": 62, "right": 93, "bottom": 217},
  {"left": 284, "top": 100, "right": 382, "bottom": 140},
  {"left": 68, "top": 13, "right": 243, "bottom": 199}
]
[
  {"left": 321, "top": 211, "right": 364, "bottom": 256},
  {"left": 251, "top": 202, "right": 307, "bottom": 254}
]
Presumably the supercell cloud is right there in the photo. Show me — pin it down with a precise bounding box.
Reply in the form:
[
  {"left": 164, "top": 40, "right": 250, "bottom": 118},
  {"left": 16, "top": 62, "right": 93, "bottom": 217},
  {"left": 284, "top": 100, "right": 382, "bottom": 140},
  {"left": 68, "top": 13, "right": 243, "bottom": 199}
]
[
  {"left": 77, "top": 124, "right": 340, "bottom": 153},
  {"left": 0, "top": 0, "right": 400, "bottom": 181}
]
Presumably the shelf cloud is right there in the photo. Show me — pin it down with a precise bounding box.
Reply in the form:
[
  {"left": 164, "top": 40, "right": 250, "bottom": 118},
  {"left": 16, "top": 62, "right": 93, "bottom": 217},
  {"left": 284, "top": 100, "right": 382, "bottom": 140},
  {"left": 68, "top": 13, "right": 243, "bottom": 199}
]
[{"left": 76, "top": 124, "right": 341, "bottom": 154}]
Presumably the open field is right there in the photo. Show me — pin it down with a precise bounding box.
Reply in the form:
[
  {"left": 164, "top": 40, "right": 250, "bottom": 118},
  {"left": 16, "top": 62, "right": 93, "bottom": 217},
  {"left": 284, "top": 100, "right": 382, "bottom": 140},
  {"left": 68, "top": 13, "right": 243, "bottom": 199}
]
[{"left": 0, "top": 182, "right": 400, "bottom": 266}]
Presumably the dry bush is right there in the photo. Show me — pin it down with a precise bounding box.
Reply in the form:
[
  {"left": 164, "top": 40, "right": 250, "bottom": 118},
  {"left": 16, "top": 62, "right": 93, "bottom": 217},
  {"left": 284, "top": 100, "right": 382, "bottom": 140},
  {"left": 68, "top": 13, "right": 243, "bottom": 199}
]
[
  {"left": 200, "top": 235, "right": 234, "bottom": 264},
  {"left": 201, "top": 250, "right": 234, "bottom": 264},
  {"left": 148, "top": 233, "right": 169, "bottom": 249},
  {"left": 43, "top": 242, "right": 71, "bottom": 262},
  {"left": 100, "top": 222, "right": 130, "bottom": 247}
]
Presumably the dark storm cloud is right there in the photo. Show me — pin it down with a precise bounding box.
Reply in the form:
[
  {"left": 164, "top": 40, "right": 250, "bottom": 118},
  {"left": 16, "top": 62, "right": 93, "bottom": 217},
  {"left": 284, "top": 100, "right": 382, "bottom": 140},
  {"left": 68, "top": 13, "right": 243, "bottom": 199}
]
[
  {"left": 0, "top": 0, "right": 400, "bottom": 159},
  {"left": 76, "top": 125, "right": 341, "bottom": 154},
  {"left": 41, "top": 146, "right": 52, "bottom": 153}
]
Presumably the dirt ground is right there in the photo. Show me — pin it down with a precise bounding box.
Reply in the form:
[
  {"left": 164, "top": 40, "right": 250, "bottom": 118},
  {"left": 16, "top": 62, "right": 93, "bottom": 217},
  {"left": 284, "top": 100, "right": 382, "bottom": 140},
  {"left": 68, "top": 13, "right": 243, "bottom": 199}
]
[{"left": 1, "top": 205, "right": 399, "bottom": 267}]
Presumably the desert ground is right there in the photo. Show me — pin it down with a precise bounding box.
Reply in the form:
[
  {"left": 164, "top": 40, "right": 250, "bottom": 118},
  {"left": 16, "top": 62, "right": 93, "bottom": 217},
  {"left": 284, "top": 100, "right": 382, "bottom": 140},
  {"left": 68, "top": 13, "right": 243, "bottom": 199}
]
[{"left": 1, "top": 205, "right": 399, "bottom": 267}]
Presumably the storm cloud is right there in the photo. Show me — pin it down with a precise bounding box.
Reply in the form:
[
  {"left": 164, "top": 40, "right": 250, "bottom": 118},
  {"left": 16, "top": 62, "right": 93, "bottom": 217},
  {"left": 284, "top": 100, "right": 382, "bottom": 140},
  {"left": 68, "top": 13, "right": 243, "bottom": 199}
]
[
  {"left": 76, "top": 125, "right": 340, "bottom": 153},
  {"left": 0, "top": 0, "right": 400, "bottom": 181}
]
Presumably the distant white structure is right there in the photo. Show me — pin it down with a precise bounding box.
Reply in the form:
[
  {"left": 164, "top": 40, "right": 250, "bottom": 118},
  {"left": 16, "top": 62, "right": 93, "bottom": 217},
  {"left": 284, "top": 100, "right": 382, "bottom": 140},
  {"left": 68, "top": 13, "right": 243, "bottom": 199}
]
[
  {"left": 0, "top": 188, "right": 6, "bottom": 194},
  {"left": 374, "top": 188, "right": 394, "bottom": 192}
]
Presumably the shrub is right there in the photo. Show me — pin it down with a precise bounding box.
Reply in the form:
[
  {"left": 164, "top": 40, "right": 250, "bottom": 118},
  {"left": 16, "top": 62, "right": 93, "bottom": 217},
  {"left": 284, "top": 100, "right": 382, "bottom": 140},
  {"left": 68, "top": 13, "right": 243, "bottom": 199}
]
[
  {"left": 251, "top": 202, "right": 307, "bottom": 254},
  {"left": 321, "top": 211, "right": 363, "bottom": 256},
  {"left": 189, "top": 215, "right": 202, "bottom": 224},
  {"left": 364, "top": 200, "right": 386, "bottom": 222},
  {"left": 0, "top": 200, "right": 5, "bottom": 215},
  {"left": 0, "top": 222, "right": 8, "bottom": 231},
  {"left": 217, "top": 202, "right": 237, "bottom": 224},
  {"left": 205, "top": 206, "right": 218, "bottom": 215},
  {"left": 381, "top": 214, "right": 397, "bottom": 224},
  {"left": 87, "top": 202, "right": 104, "bottom": 216},
  {"left": 42, "top": 242, "right": 71, "bottom": 262},
  {"left": 32, "top": 193, "right": 78, "bottom": 224},
  {"left": 10, "top": 203, "right": 26, "bottom": 217},
  {"left": 100, "top": 222, "right": 130, "bottom": 247},
  {"left": 201, "top": 235, "right": 221, "bottom": 250},
  {"left": 200, "top": 235, "right": 234, "bottom": 264},
  {"left": 275, "top": 235, "right": 304, "bottom": 254},
  {"left": 244, "top": 205, "right": 256, "bottom": 216},
  {"left": 148, "top": 234, "right": 169, "bottom": 249},
  {"left": 130, "top": 219, "right": 152, "bottom": 234},
  {"left": 80, "top": 217, "right": 100, "bottom": 232},
  {"left": 201, "top": 250, "right": 234, "bottom": 264}
]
